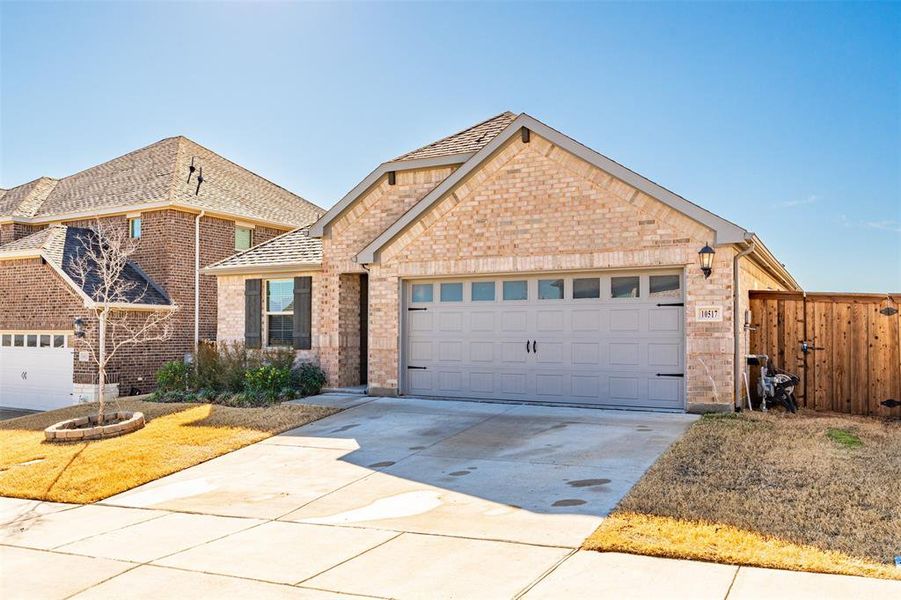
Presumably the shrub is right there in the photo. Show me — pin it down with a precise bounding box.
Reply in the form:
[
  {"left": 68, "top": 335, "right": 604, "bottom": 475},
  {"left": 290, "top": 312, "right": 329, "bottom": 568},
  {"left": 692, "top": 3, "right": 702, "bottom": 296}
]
[
  {"left": 244, "top": 365, "right": 292, "bottom": 403},
  {"left": 292, "top": 363, "right": 327, "bottom": 397},
  {"left": 156, "top": 360, "right": 191, "bottom": 393},
  {"left": 264, "top": 346, "right": 297, "bottom": 371}
]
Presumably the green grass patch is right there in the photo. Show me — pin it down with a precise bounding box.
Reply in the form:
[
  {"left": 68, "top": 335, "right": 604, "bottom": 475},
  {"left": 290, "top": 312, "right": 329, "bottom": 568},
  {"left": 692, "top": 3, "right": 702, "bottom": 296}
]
[{"left": 826, "top": 427, "right": 862, "bottom": 449}]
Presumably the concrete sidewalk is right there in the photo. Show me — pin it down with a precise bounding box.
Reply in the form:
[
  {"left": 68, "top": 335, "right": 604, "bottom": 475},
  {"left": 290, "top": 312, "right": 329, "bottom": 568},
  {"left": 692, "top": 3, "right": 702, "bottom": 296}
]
[{"left": 1, "top": 395, "right": 898, "bottom": 599}]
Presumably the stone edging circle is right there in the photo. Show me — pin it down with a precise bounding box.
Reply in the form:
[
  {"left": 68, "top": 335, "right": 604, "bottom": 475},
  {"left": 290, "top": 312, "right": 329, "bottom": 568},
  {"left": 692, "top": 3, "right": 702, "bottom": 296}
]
[{"left": 44, "top": 411, "right": 145, "bottom": 442}]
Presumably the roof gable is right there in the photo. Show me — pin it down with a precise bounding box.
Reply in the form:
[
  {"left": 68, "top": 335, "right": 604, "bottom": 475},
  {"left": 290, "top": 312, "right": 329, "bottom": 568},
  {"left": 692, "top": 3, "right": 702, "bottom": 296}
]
[
  {"left": 355, "top": 113, "right": 750, "bottom": 264},
  {"left": 0, "top": 226, "right": 171, "bottom": 307},
  {"left": 309, "top": 112, "right": 517, "bottom": 237},
  {"left": 2, "top": 137, "right": 323, "bottom": 228}
]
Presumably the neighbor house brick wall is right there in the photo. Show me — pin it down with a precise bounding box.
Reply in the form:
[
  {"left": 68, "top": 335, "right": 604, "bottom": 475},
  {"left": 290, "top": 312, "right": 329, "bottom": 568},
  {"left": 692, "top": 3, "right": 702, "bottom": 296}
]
[
  {"left": 0, "top": 222, "right": 44, "bottom": 246},
  {"left": 0, "top": 209, "right": 289, "bottom": 394},
  {"left": 366, "top": 133, "right": 738, "bottom": 409},
  {"left": 216, "top": 271, "right": 322, "bottom": 364},
  {"left": 317, "top": 166, "right": 455, "bottom": 386}
]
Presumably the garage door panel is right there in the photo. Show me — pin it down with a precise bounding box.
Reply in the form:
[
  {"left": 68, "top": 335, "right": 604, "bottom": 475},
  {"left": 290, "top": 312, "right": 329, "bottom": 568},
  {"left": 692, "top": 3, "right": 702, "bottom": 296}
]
[
  {"left": 609, "top": 376, "right": 640, "bottom": 401},
  {"left": 469, "top": 372, "right": 494, "bottom": 394},
  {"left": 502, "top": 342, "right": 528, "bottom": 363},
  {"left": 438, "top": 312, "right": 463, "bottom": 332},
  {"left": 571, "top": 342, "right": 600, "bottom": 365},
  {"left": 536, "top": 310, "right": 564, "bottom": 332},
  {"left": 438, "top": 341, "right": 463, "bottom": 361},
  {"left": 469, "top": 341, "right": 494, "bottom": 362},
  {"left": 609, "top": 342, "right": 640, "bottom": 366},
  {"left": 501, "top": 311, "right": 527, "bottom": 332},
  {"left": 535, "top": 373, "right": 563, "bottom": 396},
  {"left": 410, "top": 341, "right": 432, "bottom": 361},
  {"left": 470, "top": 312, "right": 495, "bottom": 332},
  {"left": 500, "top": 373, "right": 528, "bottom": 395},
  {"left": 610, "top": 309, "right": 640, "bottom": 332},
  {"left": 649, "top": 308, "right": 682, "bottom": 333},
  {"left": 648, "top": 343, "right": 682, "bottom": 367},
  {"left": 404, "top": 272, "right": 684, "bottom": 410},
  {"left": 409, "top": 312, "right": 433, "bottom": 332},
  {"left": 534, "top": 341, "right": 563, "bottom": 363}
]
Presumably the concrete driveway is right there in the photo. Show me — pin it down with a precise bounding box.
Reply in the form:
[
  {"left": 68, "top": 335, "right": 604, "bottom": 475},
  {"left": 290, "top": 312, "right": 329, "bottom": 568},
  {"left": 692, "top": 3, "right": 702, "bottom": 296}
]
[{"left": 2, "top": 394, "right": 899, "bottom": 599}]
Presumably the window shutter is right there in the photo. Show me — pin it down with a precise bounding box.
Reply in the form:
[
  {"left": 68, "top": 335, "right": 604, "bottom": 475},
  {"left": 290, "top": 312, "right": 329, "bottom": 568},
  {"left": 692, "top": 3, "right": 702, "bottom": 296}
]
[
  {"left": 293, "top": 276, "right": 312, "bottom": 350},
  {"left": 245, "top": 279, "right": 262, "bottom": 349}
]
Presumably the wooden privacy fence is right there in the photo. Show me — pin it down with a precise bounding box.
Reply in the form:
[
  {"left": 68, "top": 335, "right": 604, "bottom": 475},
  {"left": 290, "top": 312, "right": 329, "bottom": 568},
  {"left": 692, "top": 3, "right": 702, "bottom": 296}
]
[{"left": 748, "top": 291, "right": 900, "bottom": 418}]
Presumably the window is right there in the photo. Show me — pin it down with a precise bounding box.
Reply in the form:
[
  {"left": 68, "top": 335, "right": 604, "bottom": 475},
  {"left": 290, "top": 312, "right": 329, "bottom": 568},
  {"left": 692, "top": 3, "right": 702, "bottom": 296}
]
[
  {"left": 503, "top": 280, "right": 528, "bottom": 301},
  {"left": 26, "top": 335, "right": 37, "bottom": 347},
  {"left": 128, "top": 217, "right": 142, "bottom": 239},
  {"left": 411, "top": 284, "right": 433, "bottom": 303},
  {"left": 611, "top": 276, "right": 640, "bottom": 298},
  {"left": 235, "top": 226, "right": 253, "bottom": 251},
  {"left": 1, "top": 334, "right": 10, "bottom": 347},
  {"left": 471, "top": 281, "right": 495, "bottom": 301},
  {"left": 649, "top": 275, "right": 681, "bottom": 298},
  {"left": 39, "top": 335, "right": 51, "bottom": 348},
  {"left": 440, "top": 283, "right": 463, "bottom": 302},
  {"left": 538, "top": 279, "right": 565, "bottom": 300},
  {"left": 265, "top": 279, "right": 294, "bottom": 346},
  {"left": 53, "top": 335, "right": 65, "bottom": 348},
  {"left": 573, "top": 278, "right": 601, "bottom": 299},
  {"left": 13, "top": 335, "right": 24, "bottom": 347}
]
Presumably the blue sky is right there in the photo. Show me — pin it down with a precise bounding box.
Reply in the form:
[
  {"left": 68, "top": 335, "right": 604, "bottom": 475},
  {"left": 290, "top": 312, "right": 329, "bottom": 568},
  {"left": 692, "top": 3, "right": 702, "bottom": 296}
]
[{"left": 1, "top": 2, "right": 898, "bottom": 292}]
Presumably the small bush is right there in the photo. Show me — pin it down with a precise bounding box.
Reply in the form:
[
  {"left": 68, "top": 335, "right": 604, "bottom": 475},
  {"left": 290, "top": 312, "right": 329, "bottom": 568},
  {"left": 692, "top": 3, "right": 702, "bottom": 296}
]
[
  {"left": 264, "top": 346, "right": 297, "bottom": 371},
  {"left": 244, "top": 365, "right": 292, "bottom": 403},
  {"left": 293, "top": 362, "right": 327, "bottom": 397},
  {"left": 156, "top": 361, "right": 192, "bottom": 393}
]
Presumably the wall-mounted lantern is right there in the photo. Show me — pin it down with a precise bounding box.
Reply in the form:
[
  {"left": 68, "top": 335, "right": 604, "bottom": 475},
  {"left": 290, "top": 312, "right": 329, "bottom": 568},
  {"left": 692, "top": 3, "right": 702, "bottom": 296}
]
[
  {"left": 698, "top": 243, "right": 715, "bottom": 279},
  {"left": 74, "top": 317, "right": 85, "bottom": 338}
]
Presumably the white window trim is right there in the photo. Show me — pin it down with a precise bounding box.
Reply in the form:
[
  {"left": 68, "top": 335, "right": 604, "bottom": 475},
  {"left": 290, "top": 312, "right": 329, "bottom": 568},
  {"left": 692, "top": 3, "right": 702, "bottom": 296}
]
[
  {"left": 263, "top": 278, "right": 293, "bottom": 348},
  {"left": 0, "top": 331, "right": 70, "bottom": 349},
  {"left": 128, "top": 217, "right": 142, "bottom": 239},
  {"left": 235, "top": 225, "right": 254, "bottom": 251}
]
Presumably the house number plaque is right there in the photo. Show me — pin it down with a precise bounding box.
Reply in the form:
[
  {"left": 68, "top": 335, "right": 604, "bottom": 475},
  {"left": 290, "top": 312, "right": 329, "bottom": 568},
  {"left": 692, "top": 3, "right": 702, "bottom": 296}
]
[{"left": 695, "top": 305, "right": 723, "bottom": 322}]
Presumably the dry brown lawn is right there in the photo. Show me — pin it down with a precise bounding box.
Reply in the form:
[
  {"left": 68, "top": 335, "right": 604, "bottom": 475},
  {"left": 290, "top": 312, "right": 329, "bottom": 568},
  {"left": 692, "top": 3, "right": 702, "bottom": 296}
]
[
  {"left": 0, "top": 399, "right": 337, "bottom": 503},
  {"left": 584, "top": 411, "right": 901, "bottom": 580}
]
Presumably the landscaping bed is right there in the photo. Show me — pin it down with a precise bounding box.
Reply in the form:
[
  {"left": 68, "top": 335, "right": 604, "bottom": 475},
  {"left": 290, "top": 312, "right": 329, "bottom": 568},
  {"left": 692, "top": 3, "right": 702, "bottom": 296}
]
[
  {"left": 0, "top": 399, "right": 337, "bottom": 504},
  {"left": 584, "top": 411, "right": 901, "bottom": 580}
]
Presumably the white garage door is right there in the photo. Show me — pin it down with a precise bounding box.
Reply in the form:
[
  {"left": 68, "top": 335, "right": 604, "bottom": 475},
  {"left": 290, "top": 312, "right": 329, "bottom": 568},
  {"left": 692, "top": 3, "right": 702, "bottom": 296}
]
[
  {"left": 0, "top": 332, "right": 74, "bottom": 411},
  {"left": 402, "top": 271, "right": 685, "bottom": 410}
]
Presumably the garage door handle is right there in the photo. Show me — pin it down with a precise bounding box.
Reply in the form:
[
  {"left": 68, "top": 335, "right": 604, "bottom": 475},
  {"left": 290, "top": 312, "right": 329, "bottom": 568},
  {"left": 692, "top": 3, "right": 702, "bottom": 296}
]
[
  {"left": 407, "top": 307, "right": 428, "bottom": 311},
  {"left": 407, "top": 365, "right": 427, "bottom": 370},
  {"left": 526, "top": 341, "right": 530, "bottom": 353},
  {"left": 656, "top": 373, "right": 684, "bottom": 377},
  {"left": 532, "top": 340, "right": 537, "bottom": 353},
  {"left": 656, "top": 302, "right": 684, "bottom": 307}
]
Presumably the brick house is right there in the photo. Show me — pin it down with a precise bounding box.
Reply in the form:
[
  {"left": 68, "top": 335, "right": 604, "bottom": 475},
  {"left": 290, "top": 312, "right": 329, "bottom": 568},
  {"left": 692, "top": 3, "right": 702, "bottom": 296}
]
[
  {"left": 208, "top": 112, "right": 799, "bottom": 413},
  {"left": 0, "top": 137, "right": 322, "bottom": 410}
]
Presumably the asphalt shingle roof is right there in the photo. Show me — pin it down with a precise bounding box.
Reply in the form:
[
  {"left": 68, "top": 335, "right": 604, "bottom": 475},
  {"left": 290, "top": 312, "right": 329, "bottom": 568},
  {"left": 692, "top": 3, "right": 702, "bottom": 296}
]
[
  {"left": 0, "top": 226, "right": 170, "bottom": 306},
  {"left": 206, "top": 228, "right": 322, "bottom": 270},
  {"left": 393, "top": 112, "right": 518, "bottom": 162},
  {"left": 1, "top": 137, "right": 323, "bottom": 227}
]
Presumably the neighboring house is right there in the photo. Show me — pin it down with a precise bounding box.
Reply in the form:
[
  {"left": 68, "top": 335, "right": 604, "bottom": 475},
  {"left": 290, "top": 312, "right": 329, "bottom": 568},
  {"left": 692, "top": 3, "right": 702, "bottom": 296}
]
[
  {"left": 208, "top": 112, "right": 799, "bottom": 413},
  {"left": 0, "top": 137, "right": 322, "bottom": 410}
]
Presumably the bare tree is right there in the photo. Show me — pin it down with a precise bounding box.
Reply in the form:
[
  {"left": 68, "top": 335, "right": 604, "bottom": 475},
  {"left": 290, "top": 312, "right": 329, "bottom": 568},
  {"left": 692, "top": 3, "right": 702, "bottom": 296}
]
[{"left": 68, "top": 220, "right": 177, "bottom": 421}]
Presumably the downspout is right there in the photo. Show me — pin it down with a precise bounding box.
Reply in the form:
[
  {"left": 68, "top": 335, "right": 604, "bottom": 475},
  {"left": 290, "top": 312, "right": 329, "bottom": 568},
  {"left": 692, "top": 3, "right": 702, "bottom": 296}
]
[
  {"left": 194, "top": 210, "right": 206, "bottom": 356},
  {"left": 733, "top": 238, "right": 755, "bottom": 410}
]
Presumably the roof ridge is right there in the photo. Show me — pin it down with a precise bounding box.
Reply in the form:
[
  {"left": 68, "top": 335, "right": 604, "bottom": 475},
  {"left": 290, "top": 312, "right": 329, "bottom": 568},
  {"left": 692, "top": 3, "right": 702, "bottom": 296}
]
[
  {"left": 393, "top": 111, "right": 518, "bottom": 162},
  {"left": 174, "top": 136, "right": 325, "bottom": 214}
]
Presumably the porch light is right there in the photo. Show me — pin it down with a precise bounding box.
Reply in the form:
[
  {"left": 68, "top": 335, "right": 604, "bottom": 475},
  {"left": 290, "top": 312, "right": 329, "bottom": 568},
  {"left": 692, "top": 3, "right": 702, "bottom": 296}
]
[
  {"left": 698, "top": 243, "right": 715, "bottom": 279},
  {"left": 74, "top": 317, "right": 85, "bottom": 338}
]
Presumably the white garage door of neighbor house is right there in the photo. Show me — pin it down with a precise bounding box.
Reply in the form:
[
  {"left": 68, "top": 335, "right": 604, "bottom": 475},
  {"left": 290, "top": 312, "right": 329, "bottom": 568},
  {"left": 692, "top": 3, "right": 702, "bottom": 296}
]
[
  {"left": 403, "top": 272, "right": 685, "bottom": 410},
  {"left": 0, "top": 333, "right": 74, "bottom": 411}
]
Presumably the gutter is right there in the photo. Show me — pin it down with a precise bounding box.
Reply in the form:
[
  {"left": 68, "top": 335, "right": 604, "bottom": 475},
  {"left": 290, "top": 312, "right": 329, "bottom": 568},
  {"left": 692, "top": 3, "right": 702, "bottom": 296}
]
[
  {"left": 733, "top": 237, "right": 756, "bottom": 410},
  {"left": 195, "top": 210, "right": 205, "bottom": 354}
]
